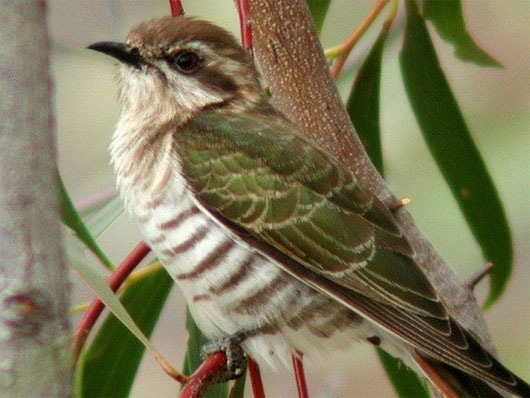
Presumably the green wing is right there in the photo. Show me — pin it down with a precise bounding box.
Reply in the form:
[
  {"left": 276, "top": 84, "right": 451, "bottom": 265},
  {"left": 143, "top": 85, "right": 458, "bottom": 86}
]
[
  {"left": 175, "top": 111, "right": 523, "bottom": 393},
  {"left": 177, "top": 112, "right": 440, "bottom": 314}
]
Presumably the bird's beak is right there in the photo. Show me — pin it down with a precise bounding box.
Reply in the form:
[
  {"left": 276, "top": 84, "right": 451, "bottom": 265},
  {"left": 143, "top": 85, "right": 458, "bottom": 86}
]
[{"left": 88, "top": 41, "right": 142, "bottom": 68}]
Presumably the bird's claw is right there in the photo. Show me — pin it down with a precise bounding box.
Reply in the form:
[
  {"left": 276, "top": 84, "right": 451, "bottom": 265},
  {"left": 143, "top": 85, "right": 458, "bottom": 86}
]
[{"left": 201, "top": 330, "right": 248, "bottom": 380}]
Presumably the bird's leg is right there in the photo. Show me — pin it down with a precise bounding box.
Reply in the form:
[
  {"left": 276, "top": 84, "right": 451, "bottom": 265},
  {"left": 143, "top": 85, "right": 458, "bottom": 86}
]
[{"left": 201, "top": 329, "right": 249, "bottom": 380}]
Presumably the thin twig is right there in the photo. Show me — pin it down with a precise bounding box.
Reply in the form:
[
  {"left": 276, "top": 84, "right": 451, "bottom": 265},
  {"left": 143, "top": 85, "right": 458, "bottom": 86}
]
[
  {"left": 179, "top": 352, "right": 228, "bottom": 398},
  {"left": 169, "top": 0, "right": 184, "bottom": 17},
  {"left": 236, "top": 0, "right": 253, "bottom": 52},
  {"left": 292, "top": 353, "right": 309, "bottom": 398},
  {"left": 467, "top": 263, "right": 495, "bottom": 290},
  {"left": 329, "top": 0, "right": 388, "bottom": 78},
  {"left": 248, "top": 356, "right": 265, "bottom": 398},
  {"left": 74, "top": 242, "right": 151, "bottom": 360}
]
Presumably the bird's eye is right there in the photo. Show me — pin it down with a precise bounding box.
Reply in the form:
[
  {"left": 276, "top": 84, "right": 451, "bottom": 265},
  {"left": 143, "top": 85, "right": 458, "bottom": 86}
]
[{"left": 171, "top": 51, "right": 201, "bottom": 74}]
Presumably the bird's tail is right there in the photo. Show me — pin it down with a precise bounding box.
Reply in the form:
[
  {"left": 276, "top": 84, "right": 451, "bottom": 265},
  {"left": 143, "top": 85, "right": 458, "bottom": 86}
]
[{"left": 412, "top": 352, "right": 530, "bottom": 398}]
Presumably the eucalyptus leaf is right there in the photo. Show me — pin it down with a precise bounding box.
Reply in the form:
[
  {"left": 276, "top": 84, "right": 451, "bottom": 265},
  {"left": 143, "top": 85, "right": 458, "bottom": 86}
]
[
  {"left": 231, "top": 369, "right": 247, "bottom": 398},
  {"left": 66, "top": 232, "right": 178, "bottom": 385},
  {"left": 377, "top": 349, "right": 430, "bottom": 398},
  {"left": 346, "top": 27, "right": 388, "bottom": 173},
  {"left": 400, "top": 0, "right": 512, "bottom": 306},
  {"left": 77, "top": 191, "right": 117, "bottom": 219},
  {"left": 76, "top": 265, "right": 173, "bottom": 397},
  {"left": 59, "top": 173, "right": 114, "bottom": 269},
  {"left": 85, "top": 196, "right": 124, "bottom": 238},
  {"left": 306, "top": 0, "right": 331, "bottom": 34},
  {"left": 423, "top": 0, "right": 501, "bottom": 67}
]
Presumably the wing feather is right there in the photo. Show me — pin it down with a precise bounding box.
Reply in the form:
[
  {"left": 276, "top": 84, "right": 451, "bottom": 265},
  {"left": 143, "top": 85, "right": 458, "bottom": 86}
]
[{"left": 175, "top": 112, "right": 528, "bottom": 396}]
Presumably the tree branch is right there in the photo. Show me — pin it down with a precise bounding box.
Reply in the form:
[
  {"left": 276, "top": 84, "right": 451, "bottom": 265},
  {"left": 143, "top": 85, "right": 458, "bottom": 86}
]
[
  {"left": 0, "top": 1, "right": 72, "bottom": 396},
  {"left": 292, "top": 353, "right": 309, "bottom": 398},
  {"left": 247, "top": 0, "right": 494, "bottom": 360},
  {"left": 180, "top": 352, "right": 228, "bottom": 398}
]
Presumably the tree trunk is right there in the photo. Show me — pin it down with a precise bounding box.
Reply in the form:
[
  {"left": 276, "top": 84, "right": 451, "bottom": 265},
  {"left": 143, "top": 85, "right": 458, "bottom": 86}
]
[{"left": 0, "top": 1, "right": 72, "bottom": 396}]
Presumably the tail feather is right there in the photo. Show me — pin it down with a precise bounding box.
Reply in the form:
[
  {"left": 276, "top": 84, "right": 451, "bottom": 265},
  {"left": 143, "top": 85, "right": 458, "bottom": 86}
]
[
  {"left": 414, "top": 354, "right": 503, "bottom": 397},
  {"left": 413, "top": 353, "right": 529, "bottom": 398}
]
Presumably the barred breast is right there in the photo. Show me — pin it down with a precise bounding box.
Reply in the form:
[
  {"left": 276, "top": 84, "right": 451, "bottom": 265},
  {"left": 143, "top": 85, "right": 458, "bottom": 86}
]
[{"left": 110, "top": 124, "right": 385, "bottom": 369}]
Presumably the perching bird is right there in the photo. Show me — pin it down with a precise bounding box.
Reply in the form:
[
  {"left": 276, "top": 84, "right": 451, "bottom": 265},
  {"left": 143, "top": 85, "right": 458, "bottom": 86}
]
[{"left": 88, "top": 16, "right": 529, "bottom": 397}]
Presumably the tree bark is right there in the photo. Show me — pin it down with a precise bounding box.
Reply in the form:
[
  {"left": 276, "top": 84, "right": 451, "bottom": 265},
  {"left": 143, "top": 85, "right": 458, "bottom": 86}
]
[
  {"left": 248, "top": 0, "right": 492, "bottom": 349},
  {"left": 0, "top": 1, "right": 72, "bottom": 396}
]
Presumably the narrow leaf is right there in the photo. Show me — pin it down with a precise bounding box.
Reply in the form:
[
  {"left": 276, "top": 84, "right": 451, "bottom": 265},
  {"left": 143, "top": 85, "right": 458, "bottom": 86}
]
[
  {"left": 59, "top": 174, "right": 114, "bottom": 269},
  {"left": 346, "top": 24, "right": 430, "bottom": 397},
  {"left": 85, "top": 196, "right": 124, "bottom": 238},
  {"left": 183, "top": 309, "right": 229, "bottom": 397},
  {"left": 76, "top": 266, "right": 173, "bottom": 397},
  {"left": 66, "top": 235, "right": 178, "bottom": 381},
  {"left": 346, "top": 27, "right": 388, "bottom": 173},
  {"left": 231, "top": 369, "right": 247, "bottom": 398},
  {"left": 377, "top": 349, "right": 430, "bottom": 398},
  {"left": 423, "top": 0, "right": 500, "bottom": 67},
  {"left": 306, "top": 0, "right": 331, "bottom": 34},
  {"left": 400, "top": 0, "right": 512, "bottom": 306},
  {"left": 77, "top": 191, "right": 117, "bottom": 219}
]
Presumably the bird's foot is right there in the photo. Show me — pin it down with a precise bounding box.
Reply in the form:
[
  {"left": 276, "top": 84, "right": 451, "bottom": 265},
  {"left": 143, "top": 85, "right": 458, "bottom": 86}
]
[{"left": 201, "top": 330, "right": 249, "bottom": 380}]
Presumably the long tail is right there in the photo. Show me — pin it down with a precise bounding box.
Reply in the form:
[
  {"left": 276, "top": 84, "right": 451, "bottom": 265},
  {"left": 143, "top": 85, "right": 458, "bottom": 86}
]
[{"left": 413, "top": 353, "right": 530, "bottom": 398}]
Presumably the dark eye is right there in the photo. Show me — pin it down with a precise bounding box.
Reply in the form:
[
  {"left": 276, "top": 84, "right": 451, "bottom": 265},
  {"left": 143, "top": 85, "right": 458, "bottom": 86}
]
[{"left": 171, "top": 51, "right": 201, "bottom": 74}]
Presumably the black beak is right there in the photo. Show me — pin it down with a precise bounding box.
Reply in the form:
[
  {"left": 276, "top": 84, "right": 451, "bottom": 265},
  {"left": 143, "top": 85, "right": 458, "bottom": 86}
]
[{"left": 88, "top": 41, "right": 142, "bottom": 68}]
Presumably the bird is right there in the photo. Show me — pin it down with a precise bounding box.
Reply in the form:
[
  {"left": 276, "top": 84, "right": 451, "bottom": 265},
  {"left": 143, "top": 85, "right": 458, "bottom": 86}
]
[{"left": 88, "top": 16, "right": 530, "bottom": 397}]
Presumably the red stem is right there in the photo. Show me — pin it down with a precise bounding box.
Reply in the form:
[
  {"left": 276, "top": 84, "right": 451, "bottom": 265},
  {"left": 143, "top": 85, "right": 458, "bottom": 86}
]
[
  {"left": 248, "top": 356, "right": 265, "bottom": 398},
  {"left": 179, "top": 352, "right": 228, "bottom": 398},
  {"left": 169, "top": 0, "right": 184, "bottom": 17},
  {"left": 292, "top": 353, "right": 309, "bottom": 398},
  {"left": 236, "top": 0, "right": 253, "bottom": 52},
  {"left": 74, "top": 242, "right": 151, "bottom": 359}
]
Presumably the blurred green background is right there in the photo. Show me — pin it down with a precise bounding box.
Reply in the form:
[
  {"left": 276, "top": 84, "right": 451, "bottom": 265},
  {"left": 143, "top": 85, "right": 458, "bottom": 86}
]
[{"left": 49, "top": 1, "right": 529, "bottom": 397}]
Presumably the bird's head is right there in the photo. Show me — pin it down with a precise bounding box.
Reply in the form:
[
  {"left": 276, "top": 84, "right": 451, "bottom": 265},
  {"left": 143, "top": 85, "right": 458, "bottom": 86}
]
[{"left": 89, "top": 16, "right": 265, "bottom": 120}]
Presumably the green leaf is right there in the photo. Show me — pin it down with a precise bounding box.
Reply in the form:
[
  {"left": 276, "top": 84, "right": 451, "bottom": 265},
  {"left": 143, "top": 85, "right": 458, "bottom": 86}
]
[
  {"left": 306, "top": 0, "right": 331, "bottom": 34},
  {"left": 346, "top": 24, "right": 430, "bottom": 397},
  {"left": 423, "top": 0, "right": 501, "bottom": 67},
  {"left": 85, "top": 196, "right": 124, "bottom": 238},
  {"left": 183, "top": 309, "right": 229, "bottom": 397},
  {"left": 78, "top": 192, "right": 117, "bottom": 219},
  {"left": 231, "top": 368, "right": 247, "bottom": 398},
  {"left": 400, "top": 0, "right": 512, "bottom": 307},
  {"left": 59, "top": 174, "right": 114, "bottom": 269},
  {"left": 377, "top": 349, "right": 430, "bottom": 398},
  {"left": 76, "top": 265, "right": 173, "bottom": 397},
  {"left": 346, "top": 27, "right": 388, "bottom": 173},
  {"left": 66, "top": 235, "right": 178, "bottom": 391}
]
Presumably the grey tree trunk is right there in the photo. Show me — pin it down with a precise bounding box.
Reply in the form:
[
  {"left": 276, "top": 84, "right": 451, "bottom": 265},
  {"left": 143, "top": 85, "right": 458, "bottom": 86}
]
[{"left": 0, "top": 1, "right": 72, "bottom": 396}]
